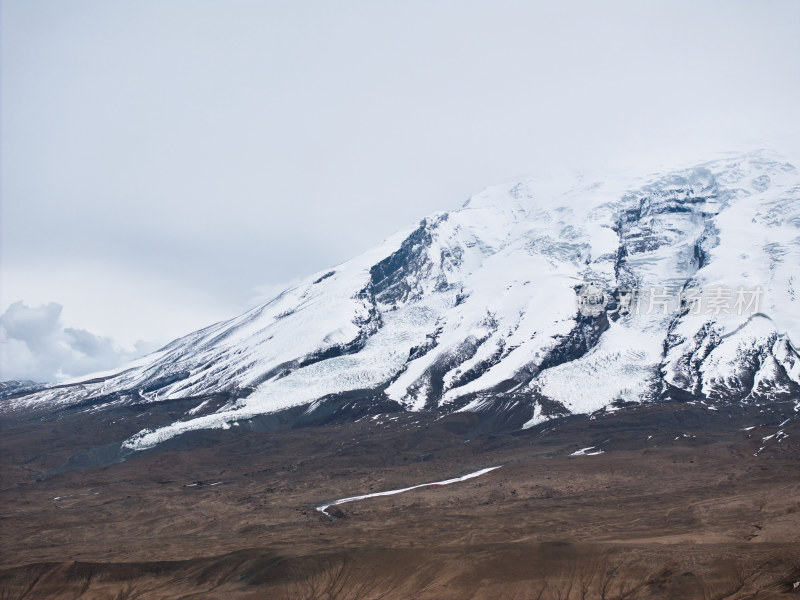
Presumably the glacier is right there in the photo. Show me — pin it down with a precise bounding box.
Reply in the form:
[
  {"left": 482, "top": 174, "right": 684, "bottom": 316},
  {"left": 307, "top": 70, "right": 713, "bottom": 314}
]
[{"left": 5, "top": 150, "right": 799, "bottom": 450}]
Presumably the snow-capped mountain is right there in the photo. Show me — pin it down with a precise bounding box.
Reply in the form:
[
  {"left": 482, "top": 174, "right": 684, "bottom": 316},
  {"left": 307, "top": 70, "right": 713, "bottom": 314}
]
[{"left": 6, "top": 151, "right": 800, "bottom": 450}]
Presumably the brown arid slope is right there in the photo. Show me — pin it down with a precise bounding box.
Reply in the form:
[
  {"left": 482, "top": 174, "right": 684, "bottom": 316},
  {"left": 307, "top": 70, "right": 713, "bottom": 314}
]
[{"left": 1, "top": 399, "right": 799, "bottom": 599}]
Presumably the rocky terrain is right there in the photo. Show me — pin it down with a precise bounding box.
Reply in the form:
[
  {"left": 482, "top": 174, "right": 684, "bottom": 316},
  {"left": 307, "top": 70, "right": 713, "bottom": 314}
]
[{"left": 1, "top": 395, "right": 798, "bottom": 599}]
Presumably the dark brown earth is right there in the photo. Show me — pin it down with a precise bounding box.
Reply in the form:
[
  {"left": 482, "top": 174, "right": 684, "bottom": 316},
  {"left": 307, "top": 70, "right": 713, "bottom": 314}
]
[{"left": 1, "top": 399, "right": 799, "bottom": 599}]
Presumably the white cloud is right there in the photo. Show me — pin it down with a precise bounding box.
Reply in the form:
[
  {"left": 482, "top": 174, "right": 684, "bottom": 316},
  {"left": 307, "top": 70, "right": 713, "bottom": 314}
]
[{"left": 0, "top": 301, "right": 158, "bottom": 383}]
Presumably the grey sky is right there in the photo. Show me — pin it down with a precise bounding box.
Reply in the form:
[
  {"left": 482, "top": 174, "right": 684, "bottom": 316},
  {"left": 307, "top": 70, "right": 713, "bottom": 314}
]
[{"left": 2, "top": 0, "right": 799, "bottom": 381}]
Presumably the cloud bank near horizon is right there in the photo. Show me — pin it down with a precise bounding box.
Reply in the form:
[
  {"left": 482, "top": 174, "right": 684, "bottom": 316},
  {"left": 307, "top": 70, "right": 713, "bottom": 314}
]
[{"left": 0, "top": 301, "right": 158, "bottom": 383}]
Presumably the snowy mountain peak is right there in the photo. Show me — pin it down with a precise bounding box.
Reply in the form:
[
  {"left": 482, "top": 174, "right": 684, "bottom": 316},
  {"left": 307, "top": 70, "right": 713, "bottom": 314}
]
[{"left": 7, "top": 151, "right": 799, "bottom": 450}]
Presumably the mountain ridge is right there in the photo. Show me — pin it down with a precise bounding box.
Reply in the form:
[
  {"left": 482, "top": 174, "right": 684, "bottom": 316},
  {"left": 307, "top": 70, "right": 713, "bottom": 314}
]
[{"left": 4, "top": 150, "right": 799, "bottom": 451}]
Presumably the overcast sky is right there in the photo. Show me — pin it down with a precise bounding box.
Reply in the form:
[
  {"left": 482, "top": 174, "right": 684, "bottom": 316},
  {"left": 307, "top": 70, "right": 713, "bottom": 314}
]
[{"left": 2, "top": 0, "right": 799, "bottom": 382}]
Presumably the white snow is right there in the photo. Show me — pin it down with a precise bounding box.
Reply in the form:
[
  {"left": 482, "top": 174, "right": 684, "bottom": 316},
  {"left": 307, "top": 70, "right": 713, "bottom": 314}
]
[
  {"left": 570, "top": 446, "right": 604, "bottom": 456},
  {"left": 316, "top": 466, "right": 502, "bottom": 518},
  {"left": 522, "top": 403, "right": 547, "bottom": 429},
  {"left": 53, "top": 492, "right": 99, "bottom": 500}
]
